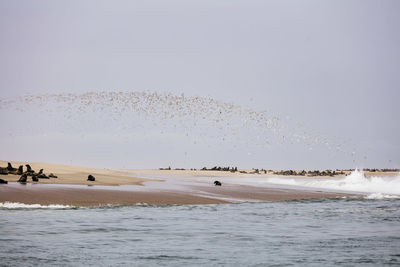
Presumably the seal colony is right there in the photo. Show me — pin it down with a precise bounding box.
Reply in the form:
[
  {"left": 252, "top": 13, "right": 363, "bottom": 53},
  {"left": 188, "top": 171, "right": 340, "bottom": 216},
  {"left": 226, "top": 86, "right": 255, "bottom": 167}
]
[
  {"left": 1, "top": 162, "right": 58, "bottom": 183},
  {"left": 0, "top": 161, "right": 147, "bottom": 186}
]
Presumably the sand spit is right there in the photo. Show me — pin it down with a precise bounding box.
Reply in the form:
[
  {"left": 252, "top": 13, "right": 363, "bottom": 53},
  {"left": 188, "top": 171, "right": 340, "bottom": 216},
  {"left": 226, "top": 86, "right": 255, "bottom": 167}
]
[{"left": 0, "top": 161, "right": 382, "bottom": 206}]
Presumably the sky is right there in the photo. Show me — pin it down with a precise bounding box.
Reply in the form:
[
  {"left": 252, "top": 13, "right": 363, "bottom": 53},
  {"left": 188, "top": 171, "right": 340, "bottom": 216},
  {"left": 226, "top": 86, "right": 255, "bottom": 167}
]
[{"left": 0, "top": 0, "right": 399, "bottom": 169}]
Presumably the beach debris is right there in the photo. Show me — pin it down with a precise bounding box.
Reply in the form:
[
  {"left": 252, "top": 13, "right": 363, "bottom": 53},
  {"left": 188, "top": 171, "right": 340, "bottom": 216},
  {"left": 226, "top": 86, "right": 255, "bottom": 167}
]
[
  {"left": 87, "top": 175, "right": 96, "bottom": 181},
  {"left": 214, "top": 180, "right": 222, "bottom": 186},
  {"left": 0, "top": 178, "right": 8, "bottom": 184},
  {"left": 18, "top": 173, "right": 28, "bottom": 183}
]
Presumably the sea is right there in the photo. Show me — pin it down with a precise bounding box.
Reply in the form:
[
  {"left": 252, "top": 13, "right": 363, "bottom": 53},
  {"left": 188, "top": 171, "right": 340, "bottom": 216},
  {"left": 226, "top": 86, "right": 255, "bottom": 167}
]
[{"left": 1, "top": 197, "right": 399, "bottom": 266}]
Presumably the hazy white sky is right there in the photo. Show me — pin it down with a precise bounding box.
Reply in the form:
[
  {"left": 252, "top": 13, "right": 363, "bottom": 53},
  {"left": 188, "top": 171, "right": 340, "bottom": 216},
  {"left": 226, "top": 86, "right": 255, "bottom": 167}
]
[{"left": 0, "top": 0, "right": 399, "bottom": 169}]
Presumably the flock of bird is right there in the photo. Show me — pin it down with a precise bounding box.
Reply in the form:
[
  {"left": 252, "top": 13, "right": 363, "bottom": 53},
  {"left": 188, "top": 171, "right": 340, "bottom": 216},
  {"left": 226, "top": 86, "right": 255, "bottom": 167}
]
[{"left": 0, "top": 91, "right": 357, "bottom": 158}]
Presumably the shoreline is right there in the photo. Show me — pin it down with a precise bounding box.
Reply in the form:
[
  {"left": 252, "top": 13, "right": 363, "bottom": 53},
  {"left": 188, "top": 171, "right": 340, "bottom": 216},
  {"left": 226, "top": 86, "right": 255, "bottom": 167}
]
[
  {"left": 0, "top": 182, "right": 353, "bottom": 207},
  {"left": 0, "top": 160, "right": 395, "bottom": 207}
]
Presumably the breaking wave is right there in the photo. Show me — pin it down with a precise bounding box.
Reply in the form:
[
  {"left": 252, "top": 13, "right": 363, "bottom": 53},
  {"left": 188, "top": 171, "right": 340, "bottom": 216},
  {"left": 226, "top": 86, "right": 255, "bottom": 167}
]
[
  {"left": 365, "top": 193, "right": 400, "bottom": 200},
  {"left": 266, "top": 169, "right": 400, "bottom": 197},
  {"left": 0, "top": 202, "right": 74, "bottom": 209}
]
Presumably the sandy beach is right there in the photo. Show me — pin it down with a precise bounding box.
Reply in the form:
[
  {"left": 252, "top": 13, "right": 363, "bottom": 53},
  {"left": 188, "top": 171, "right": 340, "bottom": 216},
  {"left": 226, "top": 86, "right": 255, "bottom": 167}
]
[
  {"left": 0, "top": 160, "right": 391, "bottom": 206},
  {"left": 0, "top": 160, "right": 150, "bottom": 186}
]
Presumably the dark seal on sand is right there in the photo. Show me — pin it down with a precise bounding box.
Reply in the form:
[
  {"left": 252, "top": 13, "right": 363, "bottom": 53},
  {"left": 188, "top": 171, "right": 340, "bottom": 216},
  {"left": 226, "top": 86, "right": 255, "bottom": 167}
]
[
  {"left": 25, "top": 164, "right": 35, "bottom": 175},
  {"left": 87, "top": 175, "right": 96, "bottom": 181},
  {"left": 7, "top": 162, "right": 17, "bottom": 172},
  {"left": 214, "top": 180, "right": 222, "bottom": 186},
  {"left": 17, "top": 165, "right": 23, "bottom": 175},
  {"left": 37, "top": 170, "right": 49, "bottom": 179},
  {"left": 18, "top": 174, "right": 28, "bottom": 183},
  {"left": 0, "top": 178, "right": 8, "bottom": 184}
]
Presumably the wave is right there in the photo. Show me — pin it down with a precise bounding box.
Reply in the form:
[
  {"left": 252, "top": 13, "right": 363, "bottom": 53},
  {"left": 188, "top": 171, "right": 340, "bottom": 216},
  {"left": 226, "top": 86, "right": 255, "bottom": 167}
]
[
  {"left": 0, "top": 202, "right": 74, "bottom": 209},
  {"left": 0, "top": 202, "right": 154, "bottom": 210},
  {"left": 365, "top": 193, "right": 400, "bottom": 200},
  {"left": 266, "top": 169, "right": 400, "bottom": 197}
]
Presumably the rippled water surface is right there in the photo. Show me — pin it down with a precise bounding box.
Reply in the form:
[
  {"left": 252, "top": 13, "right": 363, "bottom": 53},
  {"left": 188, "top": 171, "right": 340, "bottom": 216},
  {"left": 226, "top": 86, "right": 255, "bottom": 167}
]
[{"left": 1, "top": 199, "right": 400, "bottom": 266}]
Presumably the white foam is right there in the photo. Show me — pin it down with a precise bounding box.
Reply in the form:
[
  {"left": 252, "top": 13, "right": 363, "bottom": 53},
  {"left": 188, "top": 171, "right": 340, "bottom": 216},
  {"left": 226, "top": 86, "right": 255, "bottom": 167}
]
[
  {"left": 365, "top": 193, "right": 400, "bottom": 200},
  {"left": 135, "top": 202, "right": 149, "bottom": 206},
  {"left": 0, "top": 202, "right": 73, "bottom": 209},
  {"left": 259, "top": 169, "right": 400, "bottom": 197},
  {"left": 213, "top": 169, "right": 400, "bottom": 199}
]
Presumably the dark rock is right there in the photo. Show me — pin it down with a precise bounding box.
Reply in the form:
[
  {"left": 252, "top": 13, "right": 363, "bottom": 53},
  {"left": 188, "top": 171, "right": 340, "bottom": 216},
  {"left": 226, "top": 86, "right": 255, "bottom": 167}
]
[
  {"left": 87, "top": 175, "right": 95, "bottom": 181},
  {"left": 18, "top": 174, "right": 28, "bottom": 183},
  {"left": 0, "top": 178, "right": 8, "bottom": 184},
  {"left": 214, "top": 180, "right": 222, "bottom": 186}
]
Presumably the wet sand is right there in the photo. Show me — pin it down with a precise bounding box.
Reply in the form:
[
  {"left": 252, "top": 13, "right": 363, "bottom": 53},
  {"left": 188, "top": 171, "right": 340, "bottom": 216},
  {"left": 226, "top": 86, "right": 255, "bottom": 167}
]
[
  {"left": 0, "top": 182, "right": 352, "bottom": 207},
  {"left": 0, "top": 183, "right": 227, "bottom": 206}
]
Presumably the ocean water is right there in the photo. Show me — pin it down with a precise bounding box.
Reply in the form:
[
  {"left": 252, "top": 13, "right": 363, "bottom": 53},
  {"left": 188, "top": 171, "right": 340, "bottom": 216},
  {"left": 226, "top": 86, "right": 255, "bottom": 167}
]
[{"left": 1, "top": 199, "right": 399, "bottom": 266}]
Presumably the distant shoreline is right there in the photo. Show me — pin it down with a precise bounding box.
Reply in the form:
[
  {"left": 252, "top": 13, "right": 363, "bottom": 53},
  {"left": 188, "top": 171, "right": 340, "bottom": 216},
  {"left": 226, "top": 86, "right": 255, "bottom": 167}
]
[{"left": 1, "top": 160, "right": 394, "bottom": 207}]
